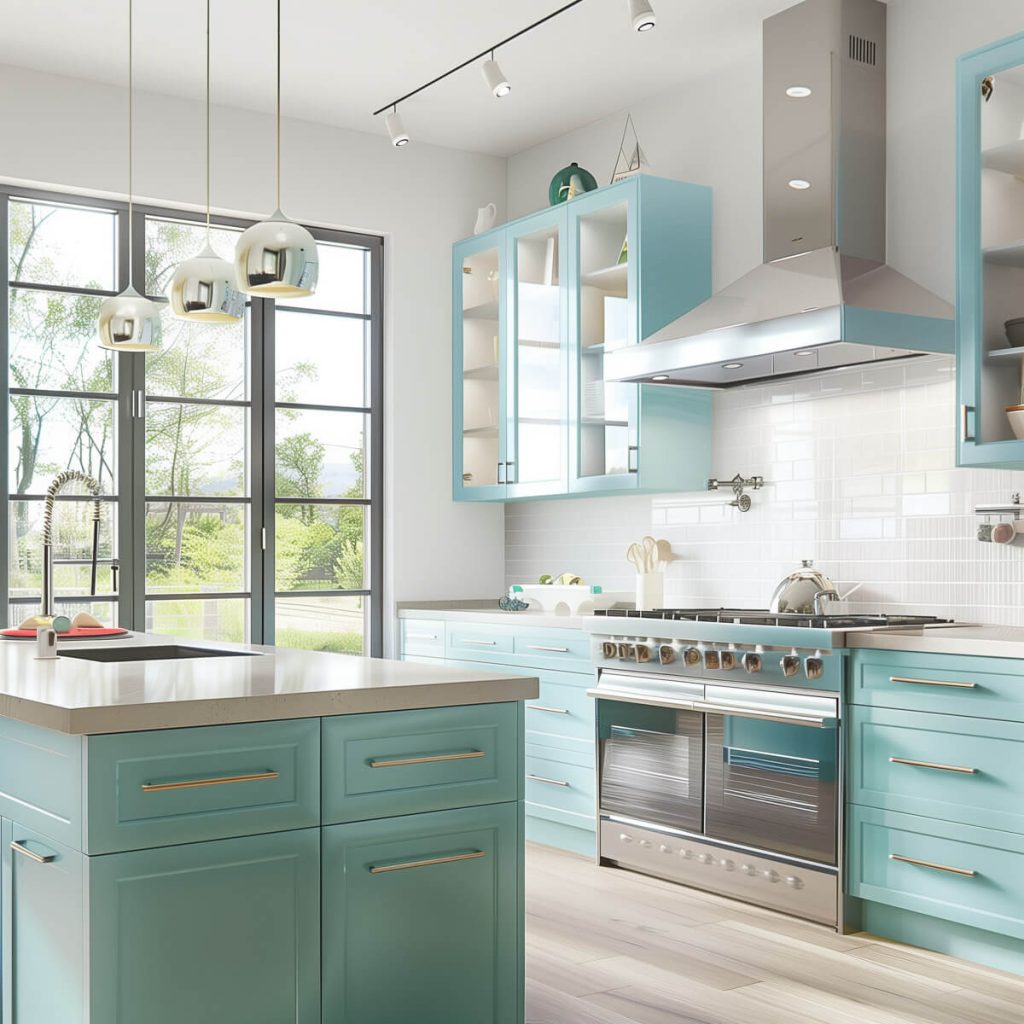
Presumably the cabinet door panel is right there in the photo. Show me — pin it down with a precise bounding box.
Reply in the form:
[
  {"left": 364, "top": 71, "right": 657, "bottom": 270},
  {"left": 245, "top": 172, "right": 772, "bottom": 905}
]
[
  {"left": 323, "top": 804, "right": 519, "bottom": 1024},
  {"left": 88, "top": 829, "right": 320, "bottom": 1024}
]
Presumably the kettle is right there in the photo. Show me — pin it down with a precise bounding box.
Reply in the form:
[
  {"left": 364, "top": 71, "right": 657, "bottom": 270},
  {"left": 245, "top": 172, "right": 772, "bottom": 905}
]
[{"left": 769, "top": 560, "right": 840, "bottom": 615}]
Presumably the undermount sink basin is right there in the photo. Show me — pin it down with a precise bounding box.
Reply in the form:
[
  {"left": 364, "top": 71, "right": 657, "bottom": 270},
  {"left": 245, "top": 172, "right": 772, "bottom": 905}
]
[{"left": 57, "top": 645, "right": 259, "bottom": 664}]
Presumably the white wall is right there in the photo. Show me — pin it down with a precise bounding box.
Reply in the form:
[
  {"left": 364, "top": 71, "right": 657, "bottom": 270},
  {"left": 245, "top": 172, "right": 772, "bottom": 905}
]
[
  {"left": 504, "top": 1, "right": 1024, "bottom": 623},
  {"left": 0, "top": 63, "right": 509, "bottom": 654}
]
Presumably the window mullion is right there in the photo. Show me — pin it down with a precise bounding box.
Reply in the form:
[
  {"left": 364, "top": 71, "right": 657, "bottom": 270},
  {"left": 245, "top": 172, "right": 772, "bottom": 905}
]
[
  {"left": 260, "top": 297, "right": 277, "bottom": 644},
  {"left": 0, "top": 191, "right": 10, "bottom": 620}
]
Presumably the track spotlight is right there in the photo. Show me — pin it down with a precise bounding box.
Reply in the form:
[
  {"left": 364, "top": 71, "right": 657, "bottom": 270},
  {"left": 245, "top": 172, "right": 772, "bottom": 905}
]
[
  {"left": 385, "top": 107, "right": 410, "bottom": 147},
  {"left": 482, "top": 53, "right": 511, "bottom": 98},
  {"left": 628, "top": 0, "right": 656, "bottom": 32}
]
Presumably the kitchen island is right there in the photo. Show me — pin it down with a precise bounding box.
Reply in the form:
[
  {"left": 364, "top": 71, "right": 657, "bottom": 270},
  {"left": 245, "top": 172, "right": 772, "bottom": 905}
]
[{"left": 0, "top": 632, "right": 537, "bottom": 1024}]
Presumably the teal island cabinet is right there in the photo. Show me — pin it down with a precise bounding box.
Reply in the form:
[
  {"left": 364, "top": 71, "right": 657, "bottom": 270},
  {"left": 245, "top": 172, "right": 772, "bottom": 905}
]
[
  {"left": 846, "top": 640, "right": 1024, "bottom": 976},
  {"left": 400, "top": 610, "right": 598, "bottom": 858},
  {"left": 957, "top": 30, "right": 1024, "bottom": 468},
  {"left": 0, "top": 635, "right": 537, "bottom": 1024},
  {"left": 453, "top": 175, "right": 713, "bottom": 501}
]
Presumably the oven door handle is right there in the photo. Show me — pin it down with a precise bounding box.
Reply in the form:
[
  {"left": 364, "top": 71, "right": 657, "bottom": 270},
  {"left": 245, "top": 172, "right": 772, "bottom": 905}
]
[
  {"left": 587, "top": 688, "right": 697, "bottom": 712},
  {"left": 695, "top": 701, "right": 837, "bottom": 729}
]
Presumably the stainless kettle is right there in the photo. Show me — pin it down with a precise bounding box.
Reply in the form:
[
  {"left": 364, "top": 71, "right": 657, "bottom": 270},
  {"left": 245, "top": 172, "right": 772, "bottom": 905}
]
[{"left": 769, "top": 559, "right": 839, "bottom": 615}]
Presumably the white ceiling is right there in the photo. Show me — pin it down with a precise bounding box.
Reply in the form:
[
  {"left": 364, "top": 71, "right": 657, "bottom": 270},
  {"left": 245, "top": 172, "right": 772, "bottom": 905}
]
[{"left": 0, "top": 0, "right": 795, "bottom": 157}]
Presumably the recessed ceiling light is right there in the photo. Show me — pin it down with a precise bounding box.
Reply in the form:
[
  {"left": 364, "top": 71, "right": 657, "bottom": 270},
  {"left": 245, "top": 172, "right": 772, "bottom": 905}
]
[
  {"left": 722, "top": 362, "right": 744, "bottom": 370},
  {"left": 652, "top": 374, "right": 669, "bottom": 381},
  {"left": 788, "top": 179, "right": 811, "bottom": 190},
  {"left": 786, "top": 86, "right": 812, "bottom": 98}
]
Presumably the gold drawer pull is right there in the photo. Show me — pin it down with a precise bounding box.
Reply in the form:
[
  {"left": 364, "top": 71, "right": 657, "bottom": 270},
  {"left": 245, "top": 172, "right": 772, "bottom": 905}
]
[
  {"left": 527, "top": 644, "right": 570, "bottom": 654},
  {"left": 527, "top": 704, "right": 570, "bottom": 715},
  {"left": 890, "top": 757, "right": 978, "bottom": 775},
  {"left": 890, "top": 675, "right": 977, "bottom": 690},
  {"left": 368, "top": 750, "right": 484, "bottom": 769},
  {"left": 890, "top": 853, "right": 976, "bottom": 878},
  {"left": 10, "top": 840, "right": 55, "bottom": 864},
  {"left": 528, "top": 773, "right": 570, "bottom": 787},
  {"left": 141, "top": 770, "right": 280, "bottom": 793},
  {"left": 463, "top": 639, "right": 497, "bottom": 646},
  {"left": 370, "top": 850, "right": 485, "bottom": 874}
]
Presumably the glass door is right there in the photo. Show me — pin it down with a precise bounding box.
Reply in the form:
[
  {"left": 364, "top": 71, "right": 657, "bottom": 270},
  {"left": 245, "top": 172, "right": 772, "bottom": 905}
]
[
  {"left": 506, "top": 210, "right": 566, "bottom": 497},
  {"left": 454, "top": 235, "right": 506, "bottom": 498},
  {"left": 567, "top": 184, "right": 640, "bottom": 492}
]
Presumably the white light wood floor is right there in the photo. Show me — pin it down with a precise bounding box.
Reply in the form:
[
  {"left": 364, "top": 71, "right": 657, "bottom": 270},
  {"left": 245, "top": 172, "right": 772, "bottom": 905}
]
[{"left": 525, "top": 843, "right": 1024, "bottom": 1024}]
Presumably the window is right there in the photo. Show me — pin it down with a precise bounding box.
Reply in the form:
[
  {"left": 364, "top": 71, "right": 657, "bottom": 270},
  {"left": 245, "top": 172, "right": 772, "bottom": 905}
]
[{"left": 1, "top": 191, "right": 383, "bottom": 655}]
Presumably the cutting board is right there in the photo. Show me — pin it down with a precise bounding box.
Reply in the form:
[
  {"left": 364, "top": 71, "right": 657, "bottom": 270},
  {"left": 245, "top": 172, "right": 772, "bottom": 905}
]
[{"left": 0, "top": 626, "right": 129, "bottom": 641}]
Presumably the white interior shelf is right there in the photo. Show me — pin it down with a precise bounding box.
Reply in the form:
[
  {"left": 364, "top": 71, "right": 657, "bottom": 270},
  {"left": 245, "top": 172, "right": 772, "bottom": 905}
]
[
  {"left": 462, "top": 425, "right": 499, "bottom": 438},
  {"left": 986, "top": 345, "right": 1024, "bottom": 361},
  {"left": 982, "top": 138, "right": 1024, "bottom": 176},
  {"left": 463, "top": 364, "right": 499, "bottom": 380},
  {"left": 983, "top": 241, "right": 1024, "bottom": 266},
  {"left": 463, "top": 299, "right": 499, "bottom": 321},
  {"left": 581, "top": 262, "right": 628, "bottom": 291}
]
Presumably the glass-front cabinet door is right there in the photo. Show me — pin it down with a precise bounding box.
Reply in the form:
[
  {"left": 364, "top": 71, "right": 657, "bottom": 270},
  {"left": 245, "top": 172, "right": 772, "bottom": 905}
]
[
  {"left": 453, "top": 234, "right": 507, "bottom": 499},
  {"left": 958, "top": 32, "right": 1024, "bottom": 468},
  {"left": 567, "top": 184, "right": 640, "bottom": 492},
  {"left": 506, "top": 210, "right": 567, "bottom": 497}
]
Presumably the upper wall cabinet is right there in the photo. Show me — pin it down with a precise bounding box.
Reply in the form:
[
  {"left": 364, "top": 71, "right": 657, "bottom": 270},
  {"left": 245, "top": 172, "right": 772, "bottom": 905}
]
[
  {"left": 453, "top": 175, "right": 713, "bottom": 502},
  {"left": 957, "top": 32, "right": 1024, "bottom": 469}
]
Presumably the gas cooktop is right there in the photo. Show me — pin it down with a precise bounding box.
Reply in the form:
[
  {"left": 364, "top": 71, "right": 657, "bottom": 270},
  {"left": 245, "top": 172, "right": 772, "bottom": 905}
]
[{"left": 593, "top": 608, "right": 954, "bottom": 630}]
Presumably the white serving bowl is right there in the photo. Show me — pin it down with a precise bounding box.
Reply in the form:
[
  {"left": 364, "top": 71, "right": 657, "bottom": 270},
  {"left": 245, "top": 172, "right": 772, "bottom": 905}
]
[{"left": 1007, "top": 405, "right": 1024, "bottom": 439}]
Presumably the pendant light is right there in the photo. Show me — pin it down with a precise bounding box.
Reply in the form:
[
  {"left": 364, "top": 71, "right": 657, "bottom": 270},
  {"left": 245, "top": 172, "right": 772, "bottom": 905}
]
[
  {"left": 627, "top": 0, "right": 657, "bottom": 32},
  {"left": 234, "top": 0, "right": 318, "bottom": 298},
  {"left": 168, "top": 0, "right": 244, "bottom": 322},
  {"left": 98, "top": 0, "right": 160, "bottom": 352}
]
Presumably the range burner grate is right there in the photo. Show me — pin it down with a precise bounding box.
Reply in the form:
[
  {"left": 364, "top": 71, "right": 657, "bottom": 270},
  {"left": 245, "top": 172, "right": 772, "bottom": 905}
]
[{"left": 593, "top": 608, "right": 953, "bottom": 629}]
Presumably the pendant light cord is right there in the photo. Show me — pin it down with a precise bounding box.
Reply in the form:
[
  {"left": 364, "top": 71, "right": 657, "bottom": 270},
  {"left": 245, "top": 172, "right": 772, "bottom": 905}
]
[
  {"left": 127, "top": 0, "right": 135, "bottom": 285},
  {"left": 276, "top": 0, "right": 282, "bottom": 211},
  {"left": 205, "top": 0, "right": 212, "bottom": 235}
]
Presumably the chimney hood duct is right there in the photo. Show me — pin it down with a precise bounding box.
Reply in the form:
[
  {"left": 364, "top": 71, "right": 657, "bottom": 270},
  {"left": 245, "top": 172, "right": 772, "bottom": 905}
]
[{"left": 604, "top": 0, "right": 954, "bottom": 389}]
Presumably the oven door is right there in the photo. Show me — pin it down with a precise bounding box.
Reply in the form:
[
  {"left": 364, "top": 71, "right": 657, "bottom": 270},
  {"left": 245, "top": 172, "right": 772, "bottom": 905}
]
[
  {"left": 702, "top": 685, "right": 839, "bottom": 865},
  {"left": 596, "top": 697, "right": 704, "bottom": 833}
]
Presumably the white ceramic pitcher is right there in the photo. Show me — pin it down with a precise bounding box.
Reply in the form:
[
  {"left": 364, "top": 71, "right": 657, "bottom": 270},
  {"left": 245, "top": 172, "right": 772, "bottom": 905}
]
[{"left": 473, "top": 202, "right": 497, "bottom": 235}]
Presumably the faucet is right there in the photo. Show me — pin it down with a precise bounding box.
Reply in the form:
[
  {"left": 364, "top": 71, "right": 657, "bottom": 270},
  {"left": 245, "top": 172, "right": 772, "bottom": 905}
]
[{"left": 41, "top": 471, "right": 102, "bottom": 619}]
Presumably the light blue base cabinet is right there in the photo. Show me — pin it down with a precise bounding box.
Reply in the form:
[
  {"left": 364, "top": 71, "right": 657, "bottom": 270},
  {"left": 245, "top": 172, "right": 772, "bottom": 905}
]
[
  {"left": 0, "top": 703, "right": 526, "bottom": 1023},
  {"left": 454, "top": 174, "right": 712, "bottom": 501},
  {"left": 400, "top": 617, "right": 597, "bottom": 858},
  {"left": 846, "top": 648, "right": 1024, "bottom": 976}
]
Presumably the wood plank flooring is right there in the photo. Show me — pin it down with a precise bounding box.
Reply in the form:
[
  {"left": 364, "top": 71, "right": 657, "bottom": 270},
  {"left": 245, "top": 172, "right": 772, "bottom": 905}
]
[{"left": 525, "top": 844, "right": 1024, "bottom": 1024}]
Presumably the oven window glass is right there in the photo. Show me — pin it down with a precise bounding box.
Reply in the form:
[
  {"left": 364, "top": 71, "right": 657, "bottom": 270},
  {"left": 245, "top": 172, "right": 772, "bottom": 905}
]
[
  {"left": 704, "top": 715, "right": 838, "bottom": 864},
  {"left": 598, "top": 700, "right": 703, "bottom": 833}
]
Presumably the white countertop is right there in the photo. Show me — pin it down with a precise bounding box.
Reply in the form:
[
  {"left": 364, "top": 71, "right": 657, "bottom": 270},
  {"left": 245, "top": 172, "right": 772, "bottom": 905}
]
[
  {"left": 849, "top": 625, "right": 1024, "bottom": 659},
  {"left": 397, "top": 600, "right": 609, "bottom": 630},
  {"left": 0, "top": 632, "right": 539, "bottom": 735}
]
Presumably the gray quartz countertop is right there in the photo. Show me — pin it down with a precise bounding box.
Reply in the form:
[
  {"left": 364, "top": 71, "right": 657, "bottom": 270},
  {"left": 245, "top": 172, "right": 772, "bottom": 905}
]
[
  {"left": 397, "top": 599, "right": 627, "bottom": 630},
  {"left": 0, "top": 631, "right": 539, "bottom": 735},
  {"left": 849, "top": 625, "right": 1024, "bottom": 659}
]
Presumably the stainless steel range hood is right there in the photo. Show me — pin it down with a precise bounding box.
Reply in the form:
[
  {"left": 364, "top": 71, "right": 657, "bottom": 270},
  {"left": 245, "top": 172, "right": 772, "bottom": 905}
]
[{"left": 605, "top": 0, "right": 954, "bottom": 389}]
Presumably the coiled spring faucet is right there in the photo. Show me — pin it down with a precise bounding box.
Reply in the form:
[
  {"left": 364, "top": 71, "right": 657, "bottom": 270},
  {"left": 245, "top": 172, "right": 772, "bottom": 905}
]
[{"left": 41, "top": 471, "right": 102, "bottom": 619}]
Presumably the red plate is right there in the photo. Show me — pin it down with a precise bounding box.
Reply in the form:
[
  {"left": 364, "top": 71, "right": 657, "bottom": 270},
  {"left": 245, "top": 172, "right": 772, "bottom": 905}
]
[{"left": 0, "top": 626, "right": 129, "bottom": 641}]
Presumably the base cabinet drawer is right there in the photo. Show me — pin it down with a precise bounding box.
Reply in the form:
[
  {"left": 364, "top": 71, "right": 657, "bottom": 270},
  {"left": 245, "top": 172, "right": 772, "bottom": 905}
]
[
  {"left": 524, "top": 752, "right": 595, "bottom": 830},
  {"left": 323, "top": 804, "right": 520, "bottom": 1024},
  {"left": 400, "top": 619, "right": 445, "bottom": 658},
  {"left": 525, "top": 670, "right": 595, "bottom": 752},
  {"left": 849, "top": 706, "right": 1024, "bottom": 834},
  {"left": 85, "top": 718, "right": 320, "bottom": 854},
  {"left": 848, "top": 806, "right": 1024, "bottom": 940},
  {"left": 322, "top": 703, "right": 520, "bottom": 824}
]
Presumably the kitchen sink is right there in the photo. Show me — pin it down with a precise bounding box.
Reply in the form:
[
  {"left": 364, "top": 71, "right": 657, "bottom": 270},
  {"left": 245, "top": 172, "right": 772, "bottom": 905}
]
[{"left": 57, "top": 645, "right": 260, "bottom": 664}]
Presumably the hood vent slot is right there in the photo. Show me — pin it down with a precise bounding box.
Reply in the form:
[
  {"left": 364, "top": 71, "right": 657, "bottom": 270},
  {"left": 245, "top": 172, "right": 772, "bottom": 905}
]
[{"left": 848, "top": 34, "right": 877, "bottom": 65}]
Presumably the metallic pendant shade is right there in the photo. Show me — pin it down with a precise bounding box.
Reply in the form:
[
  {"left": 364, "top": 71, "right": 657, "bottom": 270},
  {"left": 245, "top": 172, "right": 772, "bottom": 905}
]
[
  {"left": 98, "top": 286, "right": 161, "bottom": 351},
  {"left": 169, "top": 244, "right": 246, "bottom": 321}
]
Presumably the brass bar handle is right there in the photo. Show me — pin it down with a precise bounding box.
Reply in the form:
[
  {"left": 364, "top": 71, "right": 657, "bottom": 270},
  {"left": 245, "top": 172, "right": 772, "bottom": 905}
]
[
  {"left": 10, "top": 840, "right": 55, "bottom": 864},
  {"left": 890, "top": 675, "right": 977, "bottom": 690},
  {"left": 141, "top": 770, "right": 280, "bottom": 793},
  {"left": 368, "top": 750, "right": 484, "bottom": 769},
  {"left": 527, "top": 644, "right": 570, "bottom": 653},
  {"left": 463, "top": 639, "right": 497, "bottom": 647},
  {"left": 527, "top": 773, "right": 570, "bottom": 787},
  {"left": 890, "top": 853, "right": 976, "bottom": 878},
  {"left": 889, "top": 757, "right": 978, "bottom": 775},
  {"left": 370, "top": 850, "right": 485, "bottom": 874},
  {"left": 527, "top": 704, "right": 570, "bottom": 715}
]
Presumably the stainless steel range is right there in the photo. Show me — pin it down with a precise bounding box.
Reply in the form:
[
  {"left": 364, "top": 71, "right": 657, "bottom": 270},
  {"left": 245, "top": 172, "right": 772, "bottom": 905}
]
[{"left": 584, "top": 608, "right": 954, "bottom": 928}]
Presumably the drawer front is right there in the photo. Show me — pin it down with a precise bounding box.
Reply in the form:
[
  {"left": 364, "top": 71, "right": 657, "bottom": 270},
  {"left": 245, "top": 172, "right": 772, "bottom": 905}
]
[
  {"left": 446, "top": 624, "right": 515, "bottom": 662},
  {"left": 524, "top": 751, "right": 595, "bottom": 830},
  {"left": 849, "top": 707, "right": 1024, "bottom": 834},
  {"left": 848, "top": 806, "right": 1024, "bottom": 940},
  {"left": 512, "top": 631, "right": 592, "bottom": 671},
  {"left": 849, "top": 650, "right": 1024, "bottom": 721},
  {"left": 322, "top": 703, "right": 520, "bottom": 824},
  {"left": 400, "top": 618, "right": 445, "bottom": 658},
  {"left": 525, "top": 671, "right": 595, "bottom": 752},
  {"left": 86, "top": 719, "right": 320, "bottom": 854}
]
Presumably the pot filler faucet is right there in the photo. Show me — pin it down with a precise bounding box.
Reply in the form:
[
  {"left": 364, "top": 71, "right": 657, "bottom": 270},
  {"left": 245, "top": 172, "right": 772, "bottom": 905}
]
[{"left": 41, "top": 470, "right": 103, "bottom": 619}]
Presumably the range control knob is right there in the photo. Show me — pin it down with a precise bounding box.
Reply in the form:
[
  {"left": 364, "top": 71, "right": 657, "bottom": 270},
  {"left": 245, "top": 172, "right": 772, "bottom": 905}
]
[
  {"left": 634, "top": 644, "right": 652, "bottom": 663},
  {"left": 682, "top": 646, "right": 701, "bottom": 667},
  {"left": 784, "top": 875, "right": 804, "bottom": 889},
  {"left": 743, "top": 652, "right": 762, "bottom": 674},
  {"left": 804, "top": 656, "right": 824, "bottom": 680},
  {"left": 602, "top": 642, "right": 618, "bottom": 659},
  {"left": 740, "top": 863, "right": 757, "bottom": 876},
  {"left": 720, "top": 858, "right": 736, "bottom": 872},
  {"left": 618, "top": 643, "right": 636, "bottom": 661},
  {"left": 780, "top": 654, "right": 801, "bottom": 677},
  {"left": 703, "top": 649, "right": 721, "bottom": 671},
  {"left": 659, "top": 645, "right": 676, "bottom": 665},
  {"left": 720, "top": 650, "right": 737, "bottom": 671}
]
